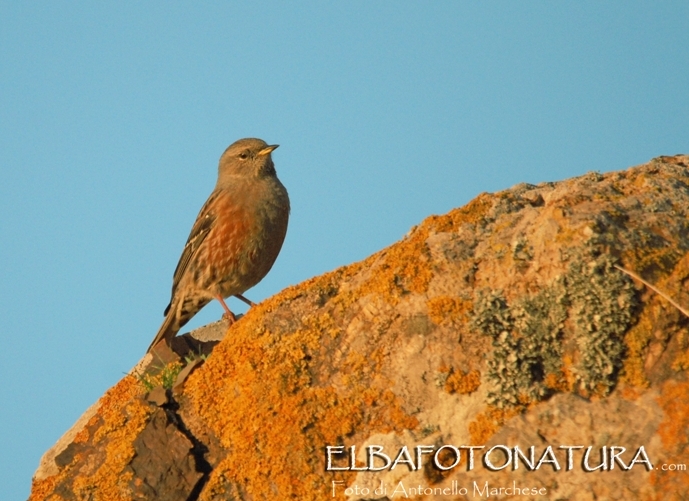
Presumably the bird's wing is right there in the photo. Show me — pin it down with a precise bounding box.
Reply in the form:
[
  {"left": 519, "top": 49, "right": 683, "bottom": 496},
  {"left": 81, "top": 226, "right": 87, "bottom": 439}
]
[{"left": 169, "top": 191, "right": 219, "bottom": 300}]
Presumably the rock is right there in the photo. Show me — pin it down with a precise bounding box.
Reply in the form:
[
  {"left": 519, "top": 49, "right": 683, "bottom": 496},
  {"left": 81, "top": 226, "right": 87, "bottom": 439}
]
[
  {"left": 127, "top": 407, "right": 204, "bottom": 500},
  {"left": 145, "top": 386, "right": 168, "bottom": 407},
  {"left": 29, "top": 155, "right": 689, "bottom": 500},
  {"left": 31, "top": 318, "right": 227, "bottom": 486},
  {"left": 172, "top": 357, "right": 204, "bottom": 394}
]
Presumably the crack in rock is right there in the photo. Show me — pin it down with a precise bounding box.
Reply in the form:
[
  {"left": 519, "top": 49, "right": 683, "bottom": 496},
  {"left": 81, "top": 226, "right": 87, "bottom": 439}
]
[{"left": 129, "top": 390, "right": 212, "bottom": 501}]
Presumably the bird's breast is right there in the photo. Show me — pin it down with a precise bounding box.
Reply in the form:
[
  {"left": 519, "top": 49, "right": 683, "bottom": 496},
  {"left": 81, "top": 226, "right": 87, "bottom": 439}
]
[{"left": 201, "top": 178, "right": 289, "bottom": 295}]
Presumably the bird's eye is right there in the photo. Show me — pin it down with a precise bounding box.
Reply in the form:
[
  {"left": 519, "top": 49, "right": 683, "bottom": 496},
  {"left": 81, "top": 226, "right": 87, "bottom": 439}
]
[{"left": 239, "top": 152, "right": 249, "bottom": 160}]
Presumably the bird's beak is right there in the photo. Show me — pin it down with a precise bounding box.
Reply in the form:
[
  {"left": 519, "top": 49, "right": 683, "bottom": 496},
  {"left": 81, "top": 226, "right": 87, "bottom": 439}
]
[{"left": 258, "top": 144, "right": 279, "bottom": 156}]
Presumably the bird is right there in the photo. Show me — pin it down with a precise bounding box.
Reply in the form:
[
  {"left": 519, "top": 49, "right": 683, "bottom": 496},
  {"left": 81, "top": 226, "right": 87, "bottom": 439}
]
[{"left": 147, "top": 138, "right": 290, "bottom": 353}]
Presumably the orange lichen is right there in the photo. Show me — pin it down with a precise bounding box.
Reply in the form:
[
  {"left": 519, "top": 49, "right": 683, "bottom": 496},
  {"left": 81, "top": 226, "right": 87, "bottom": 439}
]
[
  {"left": 619, "top": 252, "right": 689, "bottom": 385},
  {"left": 655, "top": 380, "right": 689, "bottom": 451},
  {"left": 444, "top": 369, "right": 481, "bottom": 395},
  {"left": 560, "top": 354, "right": 577, "bottom": 392},
  {"left": 73, "top": 425, "right": 90, "bottom": 444},
  {"left": 649, "top": 380, "right": 689, "bottom": 496},
  {"left": 185, "top": 298, "right": 419, "bottom": 500},
  {"left": 672, "top": 347, "right": 689, "bottom": 371},
  {"left": 622, "top": 237, "right": 685, "bottom": 284},
  {"left": 72, "top": 377, "right": 150, "bottom": 500},
  {"left": 28, "top": 475, "right": 62, "bottom": 501},
  {"left": 619, "top": 385, "right": 643, "bottom": 401},
  {"left": 29, "top": 376, "right": 150, "bottom": 501},
  {"left": 620, "top": 308, "right": 653, "bottom": 388},
  {"left": 246, "top": 193, "right": 491, "bottom": 318},
  {"left": 364, "top": 388, "right": 419, "bottom": 432},
  {"left": 355, "top": 195, "right": 492, "bottom": 305},
  {"left": 181, "top": 206, "right": 460, "bottom": 495},
  {"left": 543, "top": 372, "right": 569, "bottom": 393},
  {"left": 468, "top": 407, "right": 520, "bottom": 445},
  {"left": 426, "top": 296, "right": 472, "bottom": 325},
  {"left": 356, "top": 239, "right": 433, "bottom": 305},
  {"left": 424, "top": 193, "right": 492, "bottom": 233}
]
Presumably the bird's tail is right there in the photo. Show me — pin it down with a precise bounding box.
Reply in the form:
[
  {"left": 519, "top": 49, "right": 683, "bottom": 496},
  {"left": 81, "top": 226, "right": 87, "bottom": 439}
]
[
  {"left": 147, "top": 296, "right": 210, "bottom": 353},
  {"left": 147, "top": 309, "right": 180, "bottom": 353}
]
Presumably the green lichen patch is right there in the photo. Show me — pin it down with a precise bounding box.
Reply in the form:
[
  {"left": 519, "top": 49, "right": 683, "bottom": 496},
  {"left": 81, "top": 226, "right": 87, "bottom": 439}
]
[
  {"left": 567, "top": 253, "right": 639, "bottom": 395},
  {"left": 472, "top": 251, "right": 639, "bottom": 407},
  {"left": 472, "top": 281, "right": 567, "bottom": 408}
]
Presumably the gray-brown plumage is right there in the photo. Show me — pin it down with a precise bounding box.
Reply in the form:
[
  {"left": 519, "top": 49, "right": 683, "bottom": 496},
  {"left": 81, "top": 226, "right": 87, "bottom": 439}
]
[{"left": 148, "top": 138, "right": 290, "bottom": 352}]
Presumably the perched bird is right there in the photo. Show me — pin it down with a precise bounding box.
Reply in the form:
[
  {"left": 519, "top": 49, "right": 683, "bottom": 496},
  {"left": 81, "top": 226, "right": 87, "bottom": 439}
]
[{"left": 148, "top": 138, "right": 290, "bottom": 352}]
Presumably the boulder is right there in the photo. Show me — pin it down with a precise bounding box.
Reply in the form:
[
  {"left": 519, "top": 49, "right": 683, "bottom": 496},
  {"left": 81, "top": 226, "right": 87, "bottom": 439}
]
[{"left": 30, "top": 155, "right": 689, "bottom": 500}]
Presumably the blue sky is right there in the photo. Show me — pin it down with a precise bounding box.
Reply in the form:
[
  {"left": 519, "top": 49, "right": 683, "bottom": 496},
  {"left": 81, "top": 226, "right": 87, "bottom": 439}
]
[{"left": 1, "top": 2, "right": 687, "bottom": 498}]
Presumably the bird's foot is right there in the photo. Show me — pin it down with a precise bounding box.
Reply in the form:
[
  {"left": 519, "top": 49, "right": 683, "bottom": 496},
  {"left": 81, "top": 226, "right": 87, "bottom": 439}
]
[
  {"left": 235, "top": 294, "right": 255, "bottom": 307},
  {"left": 216, "top": 295, "right": 237, "bottom": 323},
  {"left": 222, "top": 311, "right": 237, "bottom": 324}
]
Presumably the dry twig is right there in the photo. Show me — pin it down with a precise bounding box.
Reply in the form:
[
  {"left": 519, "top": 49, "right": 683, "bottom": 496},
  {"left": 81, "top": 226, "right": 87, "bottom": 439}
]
[{"left": 614, "top": 264, "right": 689, "bottom": 319}]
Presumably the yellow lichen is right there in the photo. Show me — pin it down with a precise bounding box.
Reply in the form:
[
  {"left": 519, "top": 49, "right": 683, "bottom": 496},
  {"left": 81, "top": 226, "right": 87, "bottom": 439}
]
[
  {"left": 560, "top": 354, "right": 577, "bottom": 393},
  {"left": 425, "top": 193, "right": 492, "bottom": 233},
  {"left": 72, "top": 377, "right": 150, "bottom": 500},
  {"left": 543, "top": 372, "right": 569, "bottom": 393},
  {"left": 182, "top": 193, "right": 492, "bottom": 498},
  {"left": 444, "top": 369, "right": 481, "bottom": 395},
  {"left": 620, "top": 307, "right": 653, "bottom": 388},
  {"left": 356, "top": 194, "right": 492, "bottom": 305},
  {"left": 29, "top": 475, "right": 61, "bottom": 501},
  {"left": 619, "top": 251, "right": 689, "bottom": 386},
  {"left": 672, "top": 348, "right": 689, "bottom": 371},
  {"left": 650, "top": 381, "right": 689, "bottom": 496},
  {"left": 185, "top": 266, "right": 421, "bottom": 499},
  {"left": 468, "top": 407, "right": 520, "bottom": 445},
  {"left": 29, "top": 376, "right": 151, "bottom": 501},
  {"left": 426, "top": 296, "right": 472, "bottom": 325}
]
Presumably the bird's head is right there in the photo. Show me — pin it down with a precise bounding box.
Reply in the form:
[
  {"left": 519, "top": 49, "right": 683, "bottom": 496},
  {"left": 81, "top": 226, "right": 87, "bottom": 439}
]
[{"left": 217, "top": 138, "right": 279, "bottom": 182}]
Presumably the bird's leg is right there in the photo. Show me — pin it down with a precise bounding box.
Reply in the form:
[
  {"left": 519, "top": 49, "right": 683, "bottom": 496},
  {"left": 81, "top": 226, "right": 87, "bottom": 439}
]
[
  {"left": 234, "top": 294, "right": 255, "bottom": 307},
  {"left": 215, "top": 295, "right": 236, "bottom": 323}
]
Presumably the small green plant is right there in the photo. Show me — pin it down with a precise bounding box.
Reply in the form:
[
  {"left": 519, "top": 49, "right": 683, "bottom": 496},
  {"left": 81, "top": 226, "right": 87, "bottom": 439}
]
[
  {"left": 133, "top": 348, "right": 209, "bottom": 392},
  {"left": 137, "top": 361, "right": 183, "bottom": 392},
  {"left": 184, "top": 351, "right": 208, "bottom": 365}
]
